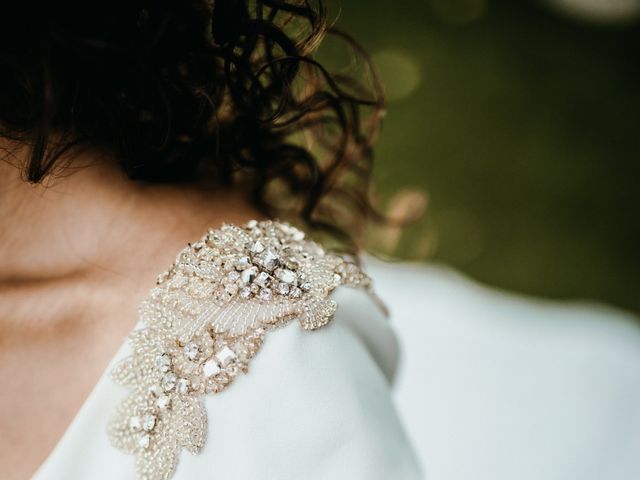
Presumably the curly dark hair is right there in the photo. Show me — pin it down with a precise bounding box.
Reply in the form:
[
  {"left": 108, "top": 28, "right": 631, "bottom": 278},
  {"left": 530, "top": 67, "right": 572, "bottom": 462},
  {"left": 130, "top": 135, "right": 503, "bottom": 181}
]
[{"left": 0, "top": 0, "right": 385, "bottom": 248}]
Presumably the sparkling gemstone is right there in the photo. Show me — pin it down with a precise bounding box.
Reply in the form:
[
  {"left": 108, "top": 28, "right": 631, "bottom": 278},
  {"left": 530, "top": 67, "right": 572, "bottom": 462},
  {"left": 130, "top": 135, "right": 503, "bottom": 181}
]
[
  {"left": 138, "top": 434, "right": 151, "bottom": 449},
  {"left": 240, "top": 266, "right": 258, "bottom": 284},
  {"left": 300, "top": 282, "right": 311, "bottom": 292},
  {"left": 258, "top": 287, "right": 272, "bottom": 301},
  {"left": 176, "top": 378, "right": 190, "bottom": 394},
  {"left": 129, "top": 415, "right": 142, "bottom": 431},
  {"left": 107, "top": 220, "right": 374, "bottom": 479},
  {"left": 259, "top": 250, "right": 279, "bottom": 271},
  {"left": 142, "top": 414, "right": 156, "bottom": 432},
  {"left": 251, "top": 240, "right": 265, "bottom": 253},
  {"left": 236, "top": 256, "right": 251, "bottom": 270},
  {"left": 148, "top": 385, "right": 161, "bottom": 396},
  {"left": 283, "top": 256, "right": 300, "bottom": 269},
  {"left": 275, "top": 268, "right": 296, "bottom": 284},
  {"left": 203, "top": 358, "right": 221, "bottom": 377},
  {"left": 247, "top": 219, "right": 258, "bottom": 229},
  {"left": 155, "top": 395, "right": 171, "bottom": 410},
  {"left": 161, "top": 372, "right": 177, "bottom": 392},
  {"left": 291, "top": 229, "right": 305, "bottom": 241},
  {"left": 155, "top": 353, "right": 171, "bottom": 373},
  {"left": 216, "top": 346, "right": 237, "bottom": 367},
  {"left": 183, "top": 342, "right": 200, "bottom": 361},
  {"left": 254, "top": 271, "right": 271, "bottom": 287}
]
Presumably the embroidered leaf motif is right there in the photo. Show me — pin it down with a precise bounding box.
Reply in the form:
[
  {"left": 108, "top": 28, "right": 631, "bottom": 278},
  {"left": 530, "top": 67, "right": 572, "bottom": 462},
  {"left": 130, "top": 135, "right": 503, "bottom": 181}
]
[
  {"left": 107, "top": 220, "right": 371, "bottom": 480},
  {"left": 175, "top": 396, "right": 206, "bottom": 454}
]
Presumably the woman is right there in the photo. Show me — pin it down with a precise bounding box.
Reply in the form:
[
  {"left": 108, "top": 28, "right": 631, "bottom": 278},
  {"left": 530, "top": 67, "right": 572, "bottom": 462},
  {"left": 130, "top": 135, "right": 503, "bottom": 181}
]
[{"left": 0, "top": 1, "right": 422, "bottom": 479}]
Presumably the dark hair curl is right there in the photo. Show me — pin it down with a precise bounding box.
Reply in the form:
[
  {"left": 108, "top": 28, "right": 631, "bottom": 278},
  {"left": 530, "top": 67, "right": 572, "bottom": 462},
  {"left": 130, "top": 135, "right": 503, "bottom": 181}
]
[{"left": 0, "top": 0, "right": 385, "bottom": 247}]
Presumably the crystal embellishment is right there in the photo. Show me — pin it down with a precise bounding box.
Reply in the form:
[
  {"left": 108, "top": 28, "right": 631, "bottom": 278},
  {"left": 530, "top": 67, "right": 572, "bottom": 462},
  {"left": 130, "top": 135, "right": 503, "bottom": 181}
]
[
  {"left": 215, "top": 346, "right": 236, "bottom": 367},
  {"left": 176, "top": 378, "right": 190, "bottom": 394},
  {"left": 183, "top": 342, "right": 199, "bottom": 361},
  {"left": 142, "top": 414, "right": 156, "bottom": 432},
  {"left": 259, "top": 249, "right": 279, "bottom": 271},
  {"left": 155, "top": 353, "right": 171, "bottom": 372},
  {"left": 138, "top": 434, "right": 151, "bottom": 450},
  {"left": 275, "top": 268, "right": 296, "bottom": 284},
  {"left": 107, "top": 220, "right": 372, "bottom": 480},
  {"left": 156, "top": 395, "right": 171, "bottom": 410},
  {"left": 202, "top": 358, "right": 221, "bottom": 377}
]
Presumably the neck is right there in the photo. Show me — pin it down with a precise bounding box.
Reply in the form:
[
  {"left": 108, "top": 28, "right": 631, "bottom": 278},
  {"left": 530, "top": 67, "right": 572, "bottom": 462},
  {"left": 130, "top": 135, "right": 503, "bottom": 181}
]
[{"left": 0, "top": 146, "right": 261, "bottom": 336}]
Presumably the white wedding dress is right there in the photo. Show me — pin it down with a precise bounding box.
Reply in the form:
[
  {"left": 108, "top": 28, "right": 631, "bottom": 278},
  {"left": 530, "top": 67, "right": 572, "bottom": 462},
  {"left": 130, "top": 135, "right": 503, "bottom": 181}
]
[
  {"left": 367, "top": 258, "right": 640, "bottom": 480},
  {"left": 33, "top": 221, "right": 423, "bottom": 480},
  {"left": 32, "top": 221, "right": 640, "bottom": 480}
]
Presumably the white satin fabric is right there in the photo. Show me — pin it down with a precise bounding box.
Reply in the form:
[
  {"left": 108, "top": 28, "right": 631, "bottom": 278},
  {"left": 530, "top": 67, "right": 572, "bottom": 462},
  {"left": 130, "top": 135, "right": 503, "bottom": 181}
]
[
  {"left": 369, "top": 259, "right": 640, "bottom": 480},
  {"left": 33, "top": 286, "right": 422, "bottom": 480},
  {"left": 32, "top": 259, "right": 640, "bottom": 480}
]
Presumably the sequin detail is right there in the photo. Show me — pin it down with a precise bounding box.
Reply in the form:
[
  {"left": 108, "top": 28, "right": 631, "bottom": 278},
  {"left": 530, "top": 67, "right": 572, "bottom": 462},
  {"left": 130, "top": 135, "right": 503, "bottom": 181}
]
[{"left": 107, "top": 220, "right": 371, "bottom": 480}]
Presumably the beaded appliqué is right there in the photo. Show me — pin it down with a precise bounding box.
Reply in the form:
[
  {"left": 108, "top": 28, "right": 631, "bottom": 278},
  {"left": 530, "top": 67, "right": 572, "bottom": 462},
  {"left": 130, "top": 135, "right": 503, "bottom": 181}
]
[{"left": 107, "top": 220, "right": 371, "bottom": 480}]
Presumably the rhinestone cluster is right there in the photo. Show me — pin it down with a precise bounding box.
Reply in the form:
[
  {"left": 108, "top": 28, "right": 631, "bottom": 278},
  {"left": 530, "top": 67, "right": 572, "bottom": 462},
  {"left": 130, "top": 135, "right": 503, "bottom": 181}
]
[
  {"left": 108, "top": 220, "right": 371, "bottom": 480},
  {"left": 207, "top": 219, "right": 311, "bottom": 303}
]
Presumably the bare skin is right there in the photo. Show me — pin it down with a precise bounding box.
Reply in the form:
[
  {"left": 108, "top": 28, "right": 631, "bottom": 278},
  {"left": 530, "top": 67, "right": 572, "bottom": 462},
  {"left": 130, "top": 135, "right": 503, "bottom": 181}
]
[{"left": 0, "top": 146, "right": 262, "bottom": 479}]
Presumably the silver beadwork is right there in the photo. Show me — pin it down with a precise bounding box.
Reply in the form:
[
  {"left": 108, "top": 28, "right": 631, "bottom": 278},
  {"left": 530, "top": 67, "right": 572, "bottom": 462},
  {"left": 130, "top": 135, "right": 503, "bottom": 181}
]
[{"left": 107, "top": 220, "right": 372, "bottom": 480}]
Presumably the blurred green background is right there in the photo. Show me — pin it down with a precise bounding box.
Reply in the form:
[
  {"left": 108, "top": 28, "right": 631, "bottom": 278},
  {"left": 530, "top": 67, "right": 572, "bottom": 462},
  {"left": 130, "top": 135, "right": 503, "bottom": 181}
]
[{"left": 330, "top": 0, "right": 640, "bottom": 312}]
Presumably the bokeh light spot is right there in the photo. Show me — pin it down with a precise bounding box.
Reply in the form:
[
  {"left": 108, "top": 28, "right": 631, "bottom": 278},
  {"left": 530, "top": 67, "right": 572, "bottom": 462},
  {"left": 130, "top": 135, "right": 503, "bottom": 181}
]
[
  {"left": 544, "top": 0, "right": 640, "bottom": 24},
  {"left": 372, "top": 50, "right": 421, "bottom": 101}
]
